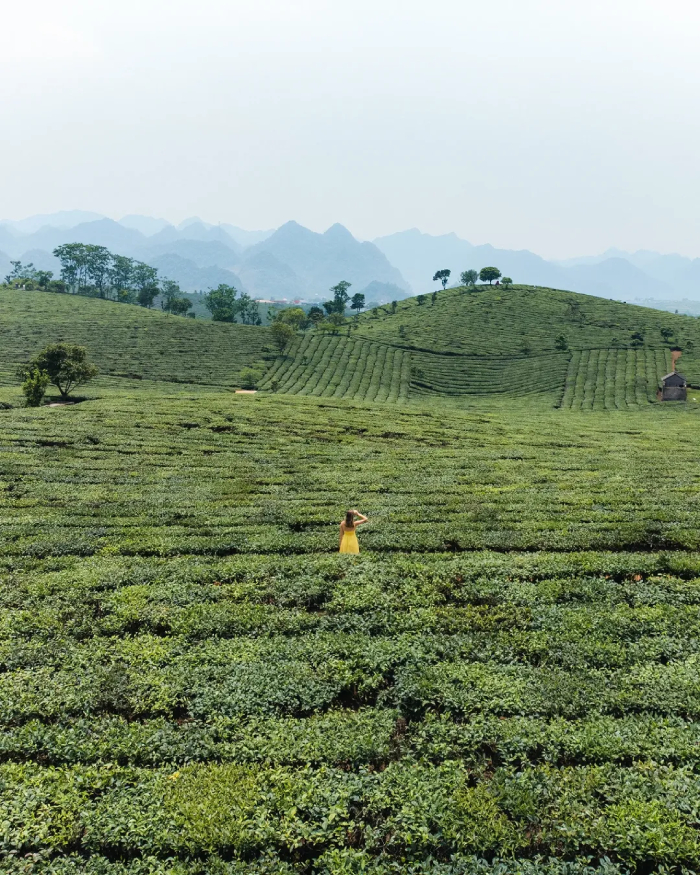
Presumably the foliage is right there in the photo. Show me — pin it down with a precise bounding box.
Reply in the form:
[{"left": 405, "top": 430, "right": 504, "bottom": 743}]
[
  {"left": 0, "top": 288, "right": 272, "bottom": 387},
  {"left": 479, "top": 266, "right": 502, "bottom": 284},
  {"left": 19, "top": 343, "right": 98, "bottom": 398},
  {"left": 460, "top": 269, "right": 478, "bottom": 287},
  {"left": 307, "top": 306, "right": 325, "bottom": 325},
  {"left": 204, "top": 284, "right": 239, "bottom": 322},
  {"left": 20, "top": 366, "right": 49, "bottom": 407},
  {"left": 432, "top": 269, "right": 451, "bottom": 289},
  {"left": 271, "top": 321, "right": 295, "bottom": 352},
  {"left": 350, "top": 293, "right": 365, "bottom": 313},
  {"left": 161, "top": 280, "right": 193, "bottom": 317},
  {"left": 501, "top": 276, "right": 513, "bottom": 288},
  {"left": 555, "top": 333, "right": 569, "bottom": 351},
  {"left": 323, "top": 281, "right": 352, "bottom": 316},
  {"left": 3, "top": 386, "right": 700, "bottom": 869},
  {"left": 274, "top": 307, "right": 308, "bottom": 330},
  {"left": 239, "top": 367, "right": 264, "bottom": 389}
]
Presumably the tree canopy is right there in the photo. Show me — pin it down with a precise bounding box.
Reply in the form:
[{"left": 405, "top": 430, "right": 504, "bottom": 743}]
[
  {"left": 20, "top": 343, "right": 98, "bottom": 398},
  {"left": 432, "top": 269, "right": 451, "bottom": 289},
  {"left": 479, "top": 266, "right": 502, "bottom": 284}
]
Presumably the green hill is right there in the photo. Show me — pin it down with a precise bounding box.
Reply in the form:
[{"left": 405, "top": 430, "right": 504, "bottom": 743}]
[
  {"left": 262, "top": 285, "right": 700, "bottom": 409},
  {"left": 0, "top": 288, "right": 273, "bottom": 387}
]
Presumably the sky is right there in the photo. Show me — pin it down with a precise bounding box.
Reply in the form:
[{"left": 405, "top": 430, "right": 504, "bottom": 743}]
[{"left": 2, "top": 0, "right": 700, "bottom": 259}]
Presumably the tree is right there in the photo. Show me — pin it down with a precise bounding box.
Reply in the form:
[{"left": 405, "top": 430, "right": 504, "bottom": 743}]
[
  {"left": 660, "top": 327, "right": 674, "bottom": 343},
  {"left": 160, "top": 279, "right": 183, "bottom": 313},
  {"left": 391, "top": 300, "right": 398, "bottom": 314},
  {"left": 501, "top": 276, "right": 513, "bottom": 289},
  {"left": 416, "top": 294, "right": 426, "bottom": 306},
  {"left": 431, "top": 291, "right": 438, "bottom": 305},
  {"left": 433, "top": 269, "right": 451, "bottom": 289},
  {"left": 53, "top": 244, "right": 91, "bottom": 293},
  {"left": 169, "top": 297, "right": 193, "bottom": 316},
  {"left": 274, "top": 307, "right": 307, "bottom": 330},
  {"left": 307, "top": 306, "right": 325, "bottom": 325},
  {"left": 34, "top": 270, "right": 53, "bottom": 290},
  {"left": 110, "top": 255, "right": 135, "bottom": 301},
  {"left": 555, "top": 334, "right": 569, "bottom": 351},
  {"left": 239, "top": 367, "right": 264, "bottom": 389},
  {"left": 479, "top": 266, "right": 501, "bottom": 285},
  {"left": 350, "top": 293, "right": 365, "bottom": 314},
  {"left": 329, "top": 280, "right": 352, "bottom": 313},
  {"left": 204, "top": 284, "right": 238, "bottom": 322},
  {"left": 630, "top": 331, "right": 644, "bottom": 347},
  {"left": 5, "top": 260, "right": 37, "bottom": 285},
  {"left": 85, "top": 245, "right": 112, "bottom": 297},
  {"left": 21, "top": 367, "right": 49, "bottom": 407},
  {"left": 20, "top": 343, "right": 98, "bottom": 398},
  {"left": 460, "top": 269, "right": 478, "bottom": 287},
  {"left": 271, "top": 320, "right": 295, "bottom": 352},
  {"left": 133, "top": 263, "right": 159, "bottom": 308}
]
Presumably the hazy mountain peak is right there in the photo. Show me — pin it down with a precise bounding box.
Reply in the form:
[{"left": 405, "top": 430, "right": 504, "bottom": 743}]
[
  {"left": 178, "top": 216, "right": 214, "bottom": 230},
  {"left": 323, "top": 223, "right": 356, "bottom": 242},
  {"left": 119, "top": 215, "right": 173, "bottom": 236},
  {"left": 0, "top": 210, "right": 106, "bottom": 234}
]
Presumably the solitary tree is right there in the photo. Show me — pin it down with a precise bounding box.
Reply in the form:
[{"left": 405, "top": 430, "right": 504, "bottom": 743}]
[
  {"left": 433, "top": 269, "right": 451, "bottom": 289},
  {"left": 431, "top": 291, "right": 438, "bottom": 305},
  {"left": 416, "top": 294, "right": 426, "bottom": 305},
  {"left": 660, "top": 327, "right": 674, "bottom": 342},
  {"left": 555, "top": 334, "right": 569, "bottom": 351},
  {"left": 204, "top": 284, "right": 238, "bottom": 322},
  {"left": 350, "top": 293, "right": 365, "bottom": 314},
  {"left": 501, "top": 276, "right": 513, "bottom": 289},
  {"left": 479, "top": 266, "right": 502, "bottom": 285},
  {"left": 20, "top": 343, "right": 98, "bottom": 399},
  {"left": 460, "top": 269, "right": 478, "bottom": 287},
  {"left": 271, "top": 320, "right": 295, "bottom": 352}
]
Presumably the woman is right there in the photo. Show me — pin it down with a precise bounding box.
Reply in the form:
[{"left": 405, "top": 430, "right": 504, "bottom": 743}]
[{"left": 339, "top": 508, "right": 368, "bottom": 554}]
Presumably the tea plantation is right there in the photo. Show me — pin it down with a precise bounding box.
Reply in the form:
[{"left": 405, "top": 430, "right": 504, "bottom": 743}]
[
  {"left": 3, "top": 368, "right": 700, "bottom": 873},
  {"left": 0, "top": 289, "right": 273, "bottom": 387},
  {"left": 262, "top": 285, "right": 700, "bottom": 407}
]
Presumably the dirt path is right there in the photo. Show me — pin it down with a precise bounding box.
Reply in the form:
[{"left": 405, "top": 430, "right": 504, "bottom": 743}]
[{"left": 671, "top": 350, "right": 682, "bottom": 370}]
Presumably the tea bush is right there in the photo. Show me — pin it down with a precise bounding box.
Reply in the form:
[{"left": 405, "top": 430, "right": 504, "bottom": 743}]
[{"left": 2, "top": 386, "right": 700, "bottom": 870}]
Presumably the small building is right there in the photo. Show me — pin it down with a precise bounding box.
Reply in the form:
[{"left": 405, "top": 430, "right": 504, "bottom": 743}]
[{"left": 660, "top": 371, "right": 687, "bottom": 401}]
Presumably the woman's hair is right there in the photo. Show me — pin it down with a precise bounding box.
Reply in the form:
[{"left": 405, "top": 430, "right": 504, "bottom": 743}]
[{"left": 345, "top": 510, "right": 355, "bottom": 527}]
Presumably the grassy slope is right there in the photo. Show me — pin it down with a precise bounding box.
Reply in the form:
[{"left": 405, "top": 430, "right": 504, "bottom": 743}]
[
  {"left": 3, "top": 387, "right": 700, "bottom": 871},
  {"left": 265, "top": 285, "right": 700, "bottom": 407},
  {"left": 0, "top": 288, "right": 273, "bottom": 387}
]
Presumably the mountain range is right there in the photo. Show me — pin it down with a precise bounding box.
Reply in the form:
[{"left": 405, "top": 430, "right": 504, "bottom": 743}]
[{"left": 2, "top": 211, "right": 699, "bottom": 307}]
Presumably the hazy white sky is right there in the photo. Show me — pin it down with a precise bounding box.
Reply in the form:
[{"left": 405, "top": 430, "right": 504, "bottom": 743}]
[{"left": 2, "top": 0, "right": 699, "bottom": 257}]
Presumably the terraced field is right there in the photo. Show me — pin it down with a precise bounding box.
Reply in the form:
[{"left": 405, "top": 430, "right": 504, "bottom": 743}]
[
  {"left": 561, "top": 348, "right": 672, "bottom": 410},
  {"left": 0, "top": 289, "right": 272, "bottom": 387},
  {"left": 259, "top": 334, "right": 411, "bottom": 403},
  {"left": 261, "top": 286, "right": 699, "bottom": 406},
  {"left": 3, "top": 388, "right": 700, "bottom": 873},
  {"left": 410, "top": 350, "right": 569, "bottom": 399},
  {"left": 355, "top": 284, "right": 700, "bottom": 357}
]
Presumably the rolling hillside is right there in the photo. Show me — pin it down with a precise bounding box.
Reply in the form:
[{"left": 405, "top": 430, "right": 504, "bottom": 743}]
[
  {"left": 0, "top": 289, "right": 273, "bottom": 388},
  {"left": 4, "top": 283, "right": 700, "bottom": 408},
  {"left": 265, "top": 284, "right": 700, "bottom": 408}
]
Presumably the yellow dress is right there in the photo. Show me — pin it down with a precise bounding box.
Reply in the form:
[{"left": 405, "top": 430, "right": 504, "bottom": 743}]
[{"left": 339, "top": 526, "right": 360, "bottom": 554}]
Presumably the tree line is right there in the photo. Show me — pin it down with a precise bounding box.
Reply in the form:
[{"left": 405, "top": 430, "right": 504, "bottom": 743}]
[
  {"left": 432, "top": 266, "right": 513, "bottom": 288},
  {"left": 3, "top": 244, "right": 263, "bottom": 323}
]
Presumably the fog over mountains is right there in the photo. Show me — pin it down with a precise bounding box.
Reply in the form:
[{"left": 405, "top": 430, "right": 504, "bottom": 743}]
[{"left": 2, "top": 212, "right": 699, "bottom": 309}]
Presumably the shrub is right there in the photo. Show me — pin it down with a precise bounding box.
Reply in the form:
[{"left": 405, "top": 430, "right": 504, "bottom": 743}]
[
  {"left": 21, "top": 366, "right": 49, "bottom": 407},
  {"left": 239, "top": 367, "right": 264, "bottom": 390}
]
